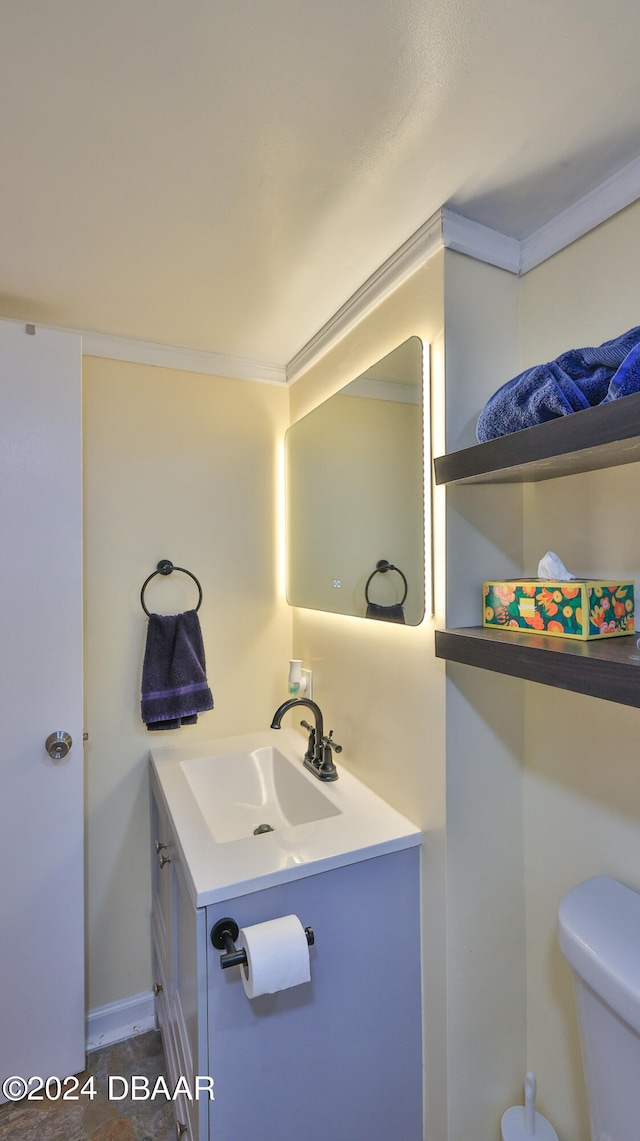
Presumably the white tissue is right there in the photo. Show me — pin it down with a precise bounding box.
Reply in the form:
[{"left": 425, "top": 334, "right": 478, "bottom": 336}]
[
  {"left": 239, "top": 914, "right": 311, "bottom": 999},
  {"left": 537, "top": 551, "right": 573, "bottom": 581}
]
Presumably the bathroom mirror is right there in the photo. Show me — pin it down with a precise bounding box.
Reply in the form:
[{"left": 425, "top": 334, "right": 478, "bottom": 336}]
[{"left": 285, "top": 336, "right": 426, "bottom": 624}]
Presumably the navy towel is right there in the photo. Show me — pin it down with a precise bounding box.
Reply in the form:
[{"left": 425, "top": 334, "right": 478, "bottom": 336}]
[
  {"left": 141, "top": 609, "right": 214, "bottom": 731},
  {"left": 366, "top": 601, "right": 406, "bottom": 624},
  {"left": 476, "top": 326, "right": 640, "bottom": 442}
]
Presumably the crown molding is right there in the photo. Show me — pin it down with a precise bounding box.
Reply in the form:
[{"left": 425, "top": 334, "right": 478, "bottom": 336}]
[
  {"left": 285, "top": 208, "right": 520, "bottom": 384},
  {"left": 440, "top": 209, "right": 521, "bottom": 273},
  {"left": 519, "top": 152, "right": 640, "bottom": 273},
  {"left": 82, "top": 331, "right": 286, "bottom": 383},
  {"left": 286, "top": 210, "right": 444, "bottom": 385},
  {"left": 0, "top": 316, "right": 287, "bottom": 382},
  {"left": 8, "top": 152, "right": 640, "bottom": 388},
  {"left": 286, "top": 158, "right": 640, "bottom": 384},
  {"left": 443, "top": 153, "right": 640, "bottom": 276}
]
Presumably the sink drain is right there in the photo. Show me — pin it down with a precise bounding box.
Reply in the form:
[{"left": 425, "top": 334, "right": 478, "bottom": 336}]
[{"left": 253, "top": 823, "right": 275, "bottom": 835}]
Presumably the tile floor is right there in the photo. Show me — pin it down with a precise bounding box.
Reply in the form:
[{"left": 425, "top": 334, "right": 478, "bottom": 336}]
[{"left": 0, "top": 1031, "right": 177, "bottom": 1141}]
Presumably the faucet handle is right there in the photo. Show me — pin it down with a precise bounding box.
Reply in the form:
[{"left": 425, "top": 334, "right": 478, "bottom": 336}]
[
  {"left": 300, "top": 719, "right": 317, "bottom": 763},
  {"left": 316, "top": 730, "right": 341, "bottom": 781},
  {"left": 323, "top": 730, "right": 342, "bottom": 754}
]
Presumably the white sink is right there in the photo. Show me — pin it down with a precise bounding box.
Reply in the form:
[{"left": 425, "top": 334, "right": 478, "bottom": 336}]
[
  {"left": 150, "top": 728, "right": 421, "bottom": 906},
  {"left": 180, "top": 745, "right": 340, "bottom": 843}
]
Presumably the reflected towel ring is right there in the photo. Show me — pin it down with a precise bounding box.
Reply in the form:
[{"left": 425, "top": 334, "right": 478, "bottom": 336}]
[
  {"left": 140, "top": 559, "right": 203, "bottom": 616},
  {"left": 364, "top": 559, "right": 408, "bottom": 605}
]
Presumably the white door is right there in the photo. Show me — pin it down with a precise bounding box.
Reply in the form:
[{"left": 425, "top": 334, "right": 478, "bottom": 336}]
[{"left": 0, "top": 319, "right": 84, "bottom": 1095}]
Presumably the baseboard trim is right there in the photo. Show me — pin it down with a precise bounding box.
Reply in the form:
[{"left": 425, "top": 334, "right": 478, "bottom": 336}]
[{"left": 86, "top": 990, "right": 156, "bottom": 1053}]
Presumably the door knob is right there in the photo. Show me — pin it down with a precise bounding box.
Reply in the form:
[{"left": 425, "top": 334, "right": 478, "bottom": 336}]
[{"left": 45, "top": 731, "right": 73, "bottom": 761}]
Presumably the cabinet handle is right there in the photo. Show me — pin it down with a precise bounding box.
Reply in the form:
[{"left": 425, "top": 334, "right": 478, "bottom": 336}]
[
  {"left": 158, "top": 852, "right": 172, "bottom": 868},
  {"left": 153, "top": 982, "right": 163, "bottom": 996},
  {"left": 155, "top": 840, "right": 167, "bottom": 853}
]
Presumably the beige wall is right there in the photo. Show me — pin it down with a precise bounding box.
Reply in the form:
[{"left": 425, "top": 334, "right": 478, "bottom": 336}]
[
  {"left": 290, "top": 250, "right": 525, "bottom": 1141},
  {"left": 520, "top": 201, "right": 640, "bottom": 1139},
  {"left": 290, "top": 253, "right": 449, "bottom": 1139},
  {"left": 444, "top": 217, "right": 640, "bottom": 1140},
  {"left": 443, "top": 252, "right": 526, "bottom": 1141},
  {"left": 83, "top": 357, "right": 291, "bottom": 1009}
]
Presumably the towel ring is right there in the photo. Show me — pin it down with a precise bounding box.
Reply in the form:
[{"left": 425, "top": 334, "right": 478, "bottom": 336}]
[
  {"left": 364, "top": 559, "right": 408, "bottom": 606},
  {"left": 140, "top": 559, "right": 203, "bottom": 616}
]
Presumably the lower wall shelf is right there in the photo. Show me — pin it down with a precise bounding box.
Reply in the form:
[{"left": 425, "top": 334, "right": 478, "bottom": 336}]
[{"left": 435, "top": 627, "right": 640, "bottom": 708}]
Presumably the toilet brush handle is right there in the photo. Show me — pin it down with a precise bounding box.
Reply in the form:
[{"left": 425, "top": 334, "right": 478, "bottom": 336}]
[{"left": 524, "top": 1072, "right": 536, "bottom": 1136}]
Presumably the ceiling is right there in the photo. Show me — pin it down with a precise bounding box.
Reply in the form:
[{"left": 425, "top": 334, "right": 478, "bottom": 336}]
[{"left": 2, "top": 0, "right": 640, "bottom": 369}]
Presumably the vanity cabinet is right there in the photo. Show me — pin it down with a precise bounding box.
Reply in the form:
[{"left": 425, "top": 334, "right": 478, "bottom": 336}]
[
  {"left": 150, "top": 769, "right": 423, "bottom": 1141},
  {"left": 152, "top": 780, "right": 208, "bottom": 1141},
  {"left": 433, "top": 392, "right": 640, "bottom": 708}
]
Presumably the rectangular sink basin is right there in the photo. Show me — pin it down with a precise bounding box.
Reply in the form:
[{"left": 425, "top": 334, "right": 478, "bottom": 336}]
[
  {"left": 180, "top": 745, "right": 341, "bottom": 843},
  {"left": 150, "top": 728, "right": 421, "bottom": 906}
]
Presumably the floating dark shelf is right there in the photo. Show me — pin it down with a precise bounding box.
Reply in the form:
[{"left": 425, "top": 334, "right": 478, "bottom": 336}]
[
  {"left": 435, "top": 627, "right": 640, "bottom": 708},
  {"left": 434, "top": 390, "right": 640, "bottom": 485}
]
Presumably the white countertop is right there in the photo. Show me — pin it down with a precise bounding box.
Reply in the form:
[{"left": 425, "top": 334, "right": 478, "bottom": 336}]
[{"left": 150, "top": 727, "right": 422, "bottom": 908}]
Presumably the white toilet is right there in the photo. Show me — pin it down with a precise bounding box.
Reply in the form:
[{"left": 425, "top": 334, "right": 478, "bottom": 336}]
[{"left": 558, "top": 875, "right": 640, "bottom": 1141}]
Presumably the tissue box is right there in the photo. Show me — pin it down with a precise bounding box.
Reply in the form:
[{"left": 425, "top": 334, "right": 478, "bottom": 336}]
[{"left": 483, "top": 579, "right": 635, "bottom": 640}]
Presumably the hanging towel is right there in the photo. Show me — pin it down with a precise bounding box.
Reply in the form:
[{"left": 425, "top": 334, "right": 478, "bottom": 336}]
[
  {"left": 141, "top": 609, "right": 214, "bottom": 730},
  {"left": 365, "top": 601, "right": 406, "bottom": 624},
  {"left": 476, "top": 326, "right": 640, "bottom": 443}
]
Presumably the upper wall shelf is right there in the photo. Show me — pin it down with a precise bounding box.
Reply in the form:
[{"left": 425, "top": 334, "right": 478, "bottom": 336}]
[{"left": 434, "top": 391, "right": 640, "bottom": 486}]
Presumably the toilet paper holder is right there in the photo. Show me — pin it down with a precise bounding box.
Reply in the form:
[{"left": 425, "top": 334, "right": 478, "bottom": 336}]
[{"left": 210, "top": 917, "right": 315, "bottom": 970}]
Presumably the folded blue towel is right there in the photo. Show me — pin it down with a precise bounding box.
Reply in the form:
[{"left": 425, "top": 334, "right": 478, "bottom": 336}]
[
  {"left": 476, "top": 326, "right": 640, "bottom": 443},
  {"left": 141, "top": 609, "right": 214, "bottom": 730}
]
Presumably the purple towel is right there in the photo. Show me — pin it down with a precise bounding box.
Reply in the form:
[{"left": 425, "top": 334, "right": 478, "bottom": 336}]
[
  {"left": 141, "top": 609, "right": 213, "bottom": 731},
  {"left": 365, "top": 601, "right": 406, "bottom": 624}
]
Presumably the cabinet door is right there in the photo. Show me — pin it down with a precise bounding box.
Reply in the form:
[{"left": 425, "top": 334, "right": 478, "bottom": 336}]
[
  {"left": 175, "top": 857, "right": 200, "bottom": 1080},
  {"left": 0, "top": 320, "right": 84, "bottom": 1092},
  {"left": 174, "top": 857, "right": 208, "bottom": 1141},
  {"left": 151, "top": 787, "right": 176, "bottom": 982},
  {"left": 151, "top": 782, "right": 208, "bottom": 1141},
  {"left": 205, "top": 847, "right": 422, "bottom": 1141}
]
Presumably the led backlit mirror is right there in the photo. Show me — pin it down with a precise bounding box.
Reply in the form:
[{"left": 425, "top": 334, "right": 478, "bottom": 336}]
[{"left": 285, "top": 337, "right": 426, "bottom": 624}]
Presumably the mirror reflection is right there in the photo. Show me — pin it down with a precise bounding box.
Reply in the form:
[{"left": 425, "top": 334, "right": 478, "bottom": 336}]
[{"left": 285, "top": 336, "right": 425, "bottom": 624}]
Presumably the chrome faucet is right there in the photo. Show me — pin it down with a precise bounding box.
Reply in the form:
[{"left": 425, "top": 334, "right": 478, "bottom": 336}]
[{"left": 270, "top": 698, "right": 341, "bottom": 782}]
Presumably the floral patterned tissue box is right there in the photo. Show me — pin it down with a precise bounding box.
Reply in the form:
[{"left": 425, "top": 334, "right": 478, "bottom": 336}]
[{"left": 483, "top": 580, "right": 635, "bottom": 640}]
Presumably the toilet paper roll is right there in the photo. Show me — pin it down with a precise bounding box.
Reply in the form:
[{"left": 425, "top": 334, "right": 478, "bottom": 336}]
[{"left": 238, "top": 915, "right": 311, "bottom": 999}]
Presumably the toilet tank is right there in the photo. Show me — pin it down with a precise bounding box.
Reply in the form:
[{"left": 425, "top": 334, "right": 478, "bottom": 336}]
[{"left": 558, "top": 876, "right": 640, "bottom": 1141}]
